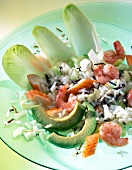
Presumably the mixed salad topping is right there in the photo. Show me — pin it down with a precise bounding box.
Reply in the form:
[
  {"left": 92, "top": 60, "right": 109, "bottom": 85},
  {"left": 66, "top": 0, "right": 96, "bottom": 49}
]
[{"left": 2, "top": 3, "right": 132, "bottom": 158}]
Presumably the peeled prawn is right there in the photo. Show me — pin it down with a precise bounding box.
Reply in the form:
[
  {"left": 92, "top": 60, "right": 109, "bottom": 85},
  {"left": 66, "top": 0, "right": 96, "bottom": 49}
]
[
  {"left": 113, "top": 40, "right": 125, "bottom": 56},
  {"left": 104, "top": 40, "right": 125, "bottom": 64},
  {"left": 94, "top": 64, "right": 119, "bottom": 84},
  {"left": 99, "top": 122, "right": 128, "bottom": 147},
  {"left": 56, "top": 85, "right": 78, "bottom": 113}
]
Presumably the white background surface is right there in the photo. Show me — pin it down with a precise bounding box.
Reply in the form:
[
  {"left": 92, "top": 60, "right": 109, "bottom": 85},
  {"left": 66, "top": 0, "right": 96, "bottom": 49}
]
[{"left": 1, "top": 0, "right": 132, "bottom": 39}]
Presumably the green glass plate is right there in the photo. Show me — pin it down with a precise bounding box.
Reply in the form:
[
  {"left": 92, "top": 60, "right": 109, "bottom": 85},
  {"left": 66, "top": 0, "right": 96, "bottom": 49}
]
[{"left": 0, "top": 2, "right": 132, "bottom": 170}]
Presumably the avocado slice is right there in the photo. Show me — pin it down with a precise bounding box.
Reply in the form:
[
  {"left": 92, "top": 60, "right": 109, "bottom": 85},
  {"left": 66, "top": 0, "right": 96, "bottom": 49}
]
[
  {"left": 31, "top": 102, "right": 86, "bottom": 131},
  {"left": 47, "top": 102, "right": 96, "bottom": 148}
]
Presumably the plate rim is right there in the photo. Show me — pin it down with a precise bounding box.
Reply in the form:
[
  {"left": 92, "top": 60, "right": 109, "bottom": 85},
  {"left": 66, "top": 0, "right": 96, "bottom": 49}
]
[{"left": 1, "top": 2, "right": 132, "bottom": 169}]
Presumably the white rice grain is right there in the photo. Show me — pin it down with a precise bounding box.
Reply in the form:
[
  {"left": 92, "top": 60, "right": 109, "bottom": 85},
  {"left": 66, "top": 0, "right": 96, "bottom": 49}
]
[
  {"left": 62, "top": 109, "right": 67, "bottom": 117},
  {"left": 14, "top": 120, "right": 23, "bottom": 126},
  {"left": 3, "top": 120, "right": 13, "bottom": 126},
  {"left": 14, "top": 110, "right": 27, "bottom": 120},
  {"left": 44, "top": 124, "right": 52, "bottom": 128},
  {"left": 104, "top": 95, "right": 112, "bottom": 99},
  {"left": 23, "top": 131, "right": 33, "bottom": 141},
  {"left": 6, "top": 110, "right": 10, "bottom": 118},
  {"left": 10, "top": 100, "right": 18, "bottom": 103},
  {"left": 108, "top": 98, "right": 115, "bottom": 103},
  {"left": 25, "top": 120, "right": 37, "bottom": 129},
  {"left": 50, "top": 82, "right": 57, "bottom": 92},
  {"left": 58, "top": 112, "right": 63, "bottom": 118},
  {"left": 128, "top": 118, "right": 132, "bottom": 121},
  {"left": 13, "top": 127, "right": 26, "bottom": 138}
]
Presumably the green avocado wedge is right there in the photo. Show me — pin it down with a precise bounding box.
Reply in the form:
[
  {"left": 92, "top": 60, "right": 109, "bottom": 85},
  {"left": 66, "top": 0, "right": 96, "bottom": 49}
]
[
  {"left": 47, "top": 102, "right": 96, "bottom": 148},
  {"left": 31, "top": 102, "right": 86, "bottom": 131}
]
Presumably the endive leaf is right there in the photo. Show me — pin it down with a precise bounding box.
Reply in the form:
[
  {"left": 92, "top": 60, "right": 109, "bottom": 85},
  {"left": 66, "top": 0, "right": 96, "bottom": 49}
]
[
  {"left": 32, "top": 26, "right": 76, "bottom": 66},
  {"left": 2, "top": 45, "right": 50, "bottom": 90},
  {"left": 63, "top": 3, "right": 101, "bottom": 57}
]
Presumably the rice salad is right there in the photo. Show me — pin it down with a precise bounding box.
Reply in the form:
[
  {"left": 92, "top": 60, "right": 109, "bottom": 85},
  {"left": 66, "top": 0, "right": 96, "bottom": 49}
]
[{"left": 2, "top": 3, "right": 132, "bottom": 157}]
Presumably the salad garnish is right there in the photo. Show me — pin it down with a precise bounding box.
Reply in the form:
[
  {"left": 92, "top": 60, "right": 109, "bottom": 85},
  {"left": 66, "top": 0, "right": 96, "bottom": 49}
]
[{"left": 2, "top": 3, "right": 132, "bottom": 158}]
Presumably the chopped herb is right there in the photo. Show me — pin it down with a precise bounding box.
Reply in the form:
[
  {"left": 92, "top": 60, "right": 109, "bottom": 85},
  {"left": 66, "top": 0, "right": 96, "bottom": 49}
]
[
  {"left": 75, "top": 144, "right": 83, "bottom": 155},
  {"left": 97, "top": 83, "right": 100, "bottom": 89},
  {"left": 56, "top": 28, "right": 63, "bottom": 32},
  {"left": 77, "top": 67, "right": 81, "bottom": 71},
  {"left": 33, "top": 45, "right": 39, "bottom": 48},
  {"left": 103, "top": 118, "right": 111, "bottom": 122},
  {"left": 72, "top": 79, "right": 80, "bottom": 84},
  {"left": 7, "top": 118, "right": 14, "bottom": 123},
  {"left": 9, "top": 108, "right": 14, "bottom": 112},
  {"left": 84, "top": 91, "right": 90, "bottom": 94},
  {"left": 108, "top": 81, "right": 116, "bottom": 86},
  {"left": 94, "top": 63, "right": 105, "bottom": 65},
  {"left": 113, "top": 87, "right": 122, "bottom": 90},
  {"left": 61, "top": 34, "right": 65, "bottom": 37},
  {"left": 122, "top": 122, "right": 126, "bottom": 126},
  {"left": 48, "top": 84, "right": 53, "bottom": 89},
  {"left": 36, "top": 50, "right": 40, "bottom": 52},
  {"left": 36, "top": 133, "right": 39, "bottom": 137},
  {"left": 45, "top": 74, "right": 50, "bottom": 83},
  {"left": 59, "top": 66, "right": 63, "bottom": 70},
  {"left": 12, "top": 105, "right": 18, "bottom": 113},
  {"left": 92, "top": 76, "right": 96, "bottom": 80}
]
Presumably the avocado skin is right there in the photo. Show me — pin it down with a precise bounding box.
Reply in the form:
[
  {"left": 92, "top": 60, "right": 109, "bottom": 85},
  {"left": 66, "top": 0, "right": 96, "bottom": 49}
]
[
  {"left": 31, "top": 102, "right": 86, "bottom": 131},
  {"left": 47, "top": 102, "right": 96, "bottom": 148}
]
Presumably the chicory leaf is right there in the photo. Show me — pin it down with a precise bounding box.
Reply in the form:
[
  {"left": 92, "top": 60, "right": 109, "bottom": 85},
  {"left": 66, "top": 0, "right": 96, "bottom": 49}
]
[
  {"left": 63, "top": 3, "right": 101, "bottom": 57},
  {"left": 32, "top": 26, "right": 76, "bottom": 66},
  {"left": 2, "top": 45, "right": 50, "bottom": 90}
]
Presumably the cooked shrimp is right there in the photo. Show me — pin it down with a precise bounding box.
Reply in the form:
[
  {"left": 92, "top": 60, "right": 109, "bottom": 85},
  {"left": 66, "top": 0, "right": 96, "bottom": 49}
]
[
  {"left": 127, "top": 89, "right": 132, "bottom": 107},
  {"left": 56, "top": 85, "right": 78, "bottom": 113},
  {"left": 104, "top": 50, "right": 117, "bottom": 64},
  {"left": 94, "top": 64, "right": 119, "bottom": 84},
  {"left": 104, "top": 40, "right": 125, "bottom": 64},
  {"left": 114, "top": 40, "right": 125, "bottom": 56},
  {"left": 99, "top": 122, "right": 128, "bottom": 147}
]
